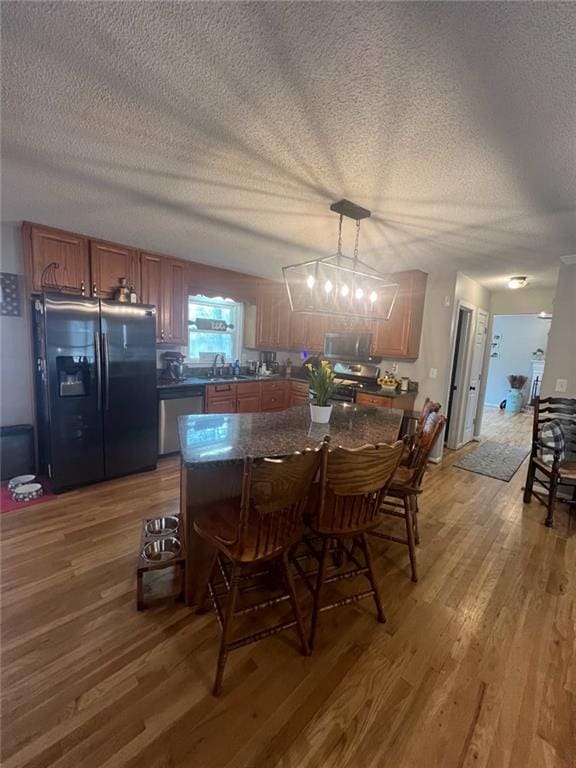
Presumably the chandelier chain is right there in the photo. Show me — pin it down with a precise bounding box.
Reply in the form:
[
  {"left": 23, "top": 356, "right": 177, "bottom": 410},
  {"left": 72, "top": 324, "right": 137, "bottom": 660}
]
[{"left": 353, "top": 219, "right": 360, "bottom": 268}]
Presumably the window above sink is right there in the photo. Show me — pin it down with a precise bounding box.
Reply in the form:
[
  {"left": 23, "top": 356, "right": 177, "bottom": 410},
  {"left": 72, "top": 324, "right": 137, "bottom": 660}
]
[{"left": 188, "top": 295, "right": 244, "bottom": 366}]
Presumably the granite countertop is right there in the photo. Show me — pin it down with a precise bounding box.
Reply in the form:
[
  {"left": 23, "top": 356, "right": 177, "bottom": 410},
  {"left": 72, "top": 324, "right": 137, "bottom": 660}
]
[
  {"left": 178, "top": 403, "right": 403, "bottom": 466},
  {"left": 157, "top": 373, "right": 307, "bottom": 389}
]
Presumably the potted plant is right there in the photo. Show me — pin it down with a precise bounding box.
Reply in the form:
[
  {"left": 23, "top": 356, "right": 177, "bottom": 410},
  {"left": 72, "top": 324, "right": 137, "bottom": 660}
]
[
  {"left": 505, "top": 374, "right": 528, "bottom": 414},
  {"left": 306, "top": 360, "right": 337, "bottom": 423}
]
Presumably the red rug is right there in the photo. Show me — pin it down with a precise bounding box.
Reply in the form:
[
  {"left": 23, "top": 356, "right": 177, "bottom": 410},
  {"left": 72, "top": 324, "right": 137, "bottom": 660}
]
[{"left": 0, "top": 482, "right": 56, "bottom": 513}]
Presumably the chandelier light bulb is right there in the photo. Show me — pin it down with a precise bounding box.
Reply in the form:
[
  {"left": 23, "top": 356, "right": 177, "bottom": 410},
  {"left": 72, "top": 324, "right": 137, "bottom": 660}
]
[
  {"left": 369, "top": 291, "right": 378, "bottom": 303},
  {"left": 306, "top": 275, "right": 315, "bottom": 289},
  {"left": 324, "top": 280, "right": 333, "bottom": 293},
  {"left": 340, "top": 284, "right": 350, "bottom": 297},
  {"left": 355, "top": 287, "right": 364, "bottom": 300}
]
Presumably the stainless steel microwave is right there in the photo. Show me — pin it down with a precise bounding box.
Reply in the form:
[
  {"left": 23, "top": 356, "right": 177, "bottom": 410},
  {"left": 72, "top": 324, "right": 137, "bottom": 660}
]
[{"left": 323, "top": 332, "right": 373, "bottom": 362}]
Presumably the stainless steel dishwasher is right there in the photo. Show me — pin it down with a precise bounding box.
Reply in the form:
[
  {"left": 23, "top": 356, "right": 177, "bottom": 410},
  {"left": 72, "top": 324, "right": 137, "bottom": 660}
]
[{"left": 158, "top": 385, "right": 205, "bottom": 456}]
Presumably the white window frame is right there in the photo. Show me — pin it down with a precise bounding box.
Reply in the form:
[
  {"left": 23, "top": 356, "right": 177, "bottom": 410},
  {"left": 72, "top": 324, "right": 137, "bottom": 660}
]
[{"left": 187, "top": 295, "right": 244, "bottom": 367}]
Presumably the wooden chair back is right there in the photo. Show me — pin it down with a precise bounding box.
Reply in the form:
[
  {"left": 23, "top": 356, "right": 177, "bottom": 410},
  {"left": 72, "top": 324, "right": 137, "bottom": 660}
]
[
  {"left": 418, "top": 397, "right": 441, "bottom": 429},
  {"left": 405, "top": 413, "right": 447, "bottom": 487},
  {"left": 239, "top": 443, "right": 326, "bottom": 559},
  {"left": 316, "top": 441, "right": 405, "bottom": 534},
  {"left": 531, "top": 396, "right": 576, "bottom": 459}
]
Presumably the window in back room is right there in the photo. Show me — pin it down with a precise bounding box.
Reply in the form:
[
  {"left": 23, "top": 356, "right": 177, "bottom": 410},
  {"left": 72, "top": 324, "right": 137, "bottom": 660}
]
[{"left": 187, "top": 295, "right": 244, "bottom": 365}]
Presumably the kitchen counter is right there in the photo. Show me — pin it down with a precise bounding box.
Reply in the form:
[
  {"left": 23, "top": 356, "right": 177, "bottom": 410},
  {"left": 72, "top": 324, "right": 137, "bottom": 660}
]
[
  {"left": 179, "top": 402, "right": 404, "bottom": 605},
  {"left": 157, "top": 373, "right": 307, "bottom": 389},
  {"left": 179, "top": 402, "right": 403, "bottom": 467}
]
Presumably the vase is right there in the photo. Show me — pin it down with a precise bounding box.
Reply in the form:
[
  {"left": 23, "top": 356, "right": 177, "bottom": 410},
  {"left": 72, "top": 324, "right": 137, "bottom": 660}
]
[
  {"left": 505, "top": 389, "right": 523, "bottom": 414},
  {"left": 310, "top": 403, "right": 332, "bottom": 423}
]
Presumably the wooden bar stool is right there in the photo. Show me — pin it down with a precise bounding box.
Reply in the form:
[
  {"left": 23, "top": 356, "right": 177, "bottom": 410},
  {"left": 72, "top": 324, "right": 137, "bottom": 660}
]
[
  {"left": 298, "top": 440, "right": 404, "bottom": 651},
  {"left": 193, "top": 445, "right": 325, "bottom": 695},
  {"left": 372, "top": 413, "right": 446, "bottom": 582}
]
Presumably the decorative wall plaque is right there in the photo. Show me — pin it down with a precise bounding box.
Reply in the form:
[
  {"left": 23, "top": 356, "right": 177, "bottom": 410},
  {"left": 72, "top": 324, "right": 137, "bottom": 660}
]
[{"left": 0, "top": 273, "right": 22, "bottom": 316}]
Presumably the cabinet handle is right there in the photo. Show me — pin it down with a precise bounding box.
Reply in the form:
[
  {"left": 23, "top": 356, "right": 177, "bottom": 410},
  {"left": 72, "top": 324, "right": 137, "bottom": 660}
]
[
  {"left": 92, "top": 283, "right": 98, "bottom": 296},
  {"left": 160, "top": 329, "right": 165, "bottom": 341},
  {"left": 80, "top": 281, "right": 86, "bottom": 295}
]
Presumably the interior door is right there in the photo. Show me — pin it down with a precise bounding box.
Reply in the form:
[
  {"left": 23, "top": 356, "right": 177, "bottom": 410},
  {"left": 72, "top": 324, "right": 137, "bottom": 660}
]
[
  {"left": 42, "top": 295, "right": 104, "bottom": 490},
  {"left": 100, "top": 301, "right": 158, "bottom": 478},
  {"left": 462, "top": 310, "right": 489, "bottom": 444}
]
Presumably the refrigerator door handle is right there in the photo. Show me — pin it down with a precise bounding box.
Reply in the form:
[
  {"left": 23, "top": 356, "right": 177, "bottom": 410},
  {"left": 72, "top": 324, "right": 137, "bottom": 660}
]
[
  {"left": 102, "top": 332, "right": 110, "bottom": 411},
  {"left": 94, "top": 331, "right": 102, "bottom": 411}
]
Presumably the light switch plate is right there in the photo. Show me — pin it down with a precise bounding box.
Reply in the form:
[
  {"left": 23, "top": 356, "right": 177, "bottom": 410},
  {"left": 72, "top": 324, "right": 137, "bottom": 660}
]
[
  {"left": 429, "top": 368, "right": 438, "bottom": 379},
  {"left": 555, "top": 379, "right": 568, "bottom": 393}
]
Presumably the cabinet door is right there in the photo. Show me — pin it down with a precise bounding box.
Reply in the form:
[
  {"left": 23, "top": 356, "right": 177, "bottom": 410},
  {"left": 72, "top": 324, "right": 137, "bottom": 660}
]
[
  {"left": 306, "top": 315, "right": 326, "bottom": 352},
  {"left": 256, "top": 284, "right": 291, "bottom": 349},
  {"left": 140, "top": 252, "right": 163, "bottom": 341},
  {"left": 372, "top": 271, "right": 427, "bottom": 360},
  {"left": 261, "top": 381, "right": 289, "bottom": 411},
  {"left": 89, "top": 240, "right": 140, "bottom": 299},
  {"left": 237, "top": 393, "right": 261, "bottom": 413},
  {"left": 162, "top": 259, "right": 188, "bottom": 345},
  {"left": 205, "top": 396, "right": 237, "bottom": 414},
  {"left": 23, "top": 222, "right": 90, "bottom": 295}
]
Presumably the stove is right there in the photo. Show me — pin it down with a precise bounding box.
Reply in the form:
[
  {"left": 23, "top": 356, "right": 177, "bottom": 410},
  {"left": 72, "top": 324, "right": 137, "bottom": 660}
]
[{"left": 331, "top": 361, "right": 381, "bottom": 403}]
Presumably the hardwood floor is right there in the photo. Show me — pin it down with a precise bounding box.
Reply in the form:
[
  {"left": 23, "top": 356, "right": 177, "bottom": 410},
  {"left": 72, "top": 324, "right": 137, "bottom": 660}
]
[{"left": 1, "top": 409, "right": 574, "bottom": 768}]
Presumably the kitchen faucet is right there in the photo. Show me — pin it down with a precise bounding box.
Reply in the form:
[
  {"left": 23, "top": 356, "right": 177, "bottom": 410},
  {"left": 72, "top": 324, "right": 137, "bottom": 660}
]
[{"left": 213, "top": 353, "right": 225, "bottom": 377}]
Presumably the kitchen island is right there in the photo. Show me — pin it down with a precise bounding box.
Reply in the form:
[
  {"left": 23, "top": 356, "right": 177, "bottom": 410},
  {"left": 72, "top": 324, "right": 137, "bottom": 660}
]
[{"left": 179, "top": 403, "right": 404, "bottom": 606}]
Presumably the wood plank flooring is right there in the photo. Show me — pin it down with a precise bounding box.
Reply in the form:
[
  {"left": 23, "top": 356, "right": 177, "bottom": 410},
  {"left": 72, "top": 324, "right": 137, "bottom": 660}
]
[{"left": 1, "top": 408, "right": 574, "bottom": 767}]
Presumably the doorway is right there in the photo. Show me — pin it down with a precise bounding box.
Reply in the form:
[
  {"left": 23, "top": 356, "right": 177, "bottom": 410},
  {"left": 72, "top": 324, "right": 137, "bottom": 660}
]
[{"left": 446, "top": 305, "right": 489, "bottom": 449}]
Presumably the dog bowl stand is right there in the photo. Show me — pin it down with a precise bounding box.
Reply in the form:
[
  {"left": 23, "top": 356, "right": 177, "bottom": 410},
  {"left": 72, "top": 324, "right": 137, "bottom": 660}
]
[{"left": 137, "top": 516, "right": 186, "bottom": 611}]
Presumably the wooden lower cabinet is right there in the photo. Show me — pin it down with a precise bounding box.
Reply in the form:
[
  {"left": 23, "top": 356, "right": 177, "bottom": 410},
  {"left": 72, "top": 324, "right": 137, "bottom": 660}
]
[
  {"left": 289, "top": 380, "right": 310, "bottom": 407},
  {"left": 355, "top": 391, "right": 416, "bottom": 411},
  {"left": 205, "top": 379, "right": 307, "bottom": 414}
]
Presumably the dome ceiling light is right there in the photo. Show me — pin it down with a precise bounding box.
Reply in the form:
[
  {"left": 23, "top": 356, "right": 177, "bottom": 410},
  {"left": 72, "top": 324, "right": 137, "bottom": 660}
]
[
  {"left": 282, "top": 200, "right": 399, "bottom": 321},
  {"left": 507, "top": 276, "right": 528, "bottom": 290}
]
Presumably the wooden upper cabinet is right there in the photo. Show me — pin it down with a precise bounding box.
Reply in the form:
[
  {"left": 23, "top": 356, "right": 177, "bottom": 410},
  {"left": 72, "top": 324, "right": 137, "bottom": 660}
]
[
  {"left": 140, "top": 252, "right": 163, "bottom": 341},
  {"left": 372, "top": 270, "right": 427, "bottom": 360},
  {"left": 161, "top": 258, "right": 188, "bottom": 345},
  {"left": 289, "top": 312, "right": 326, "bottom": 352},
  {"left": 255, "top": 283, "right": 291, "bottom": 349},
  {"left": 23, "top": 222, "right": 90, "bottom": 295},
  {"left": 89, "top": 240, "right": 140, "bottom": 298}
]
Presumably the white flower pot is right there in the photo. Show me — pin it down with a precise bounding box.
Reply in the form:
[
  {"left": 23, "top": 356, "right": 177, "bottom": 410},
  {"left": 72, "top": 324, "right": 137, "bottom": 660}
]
[{"left": 310, "top": 403, "right": 333, "bottom": 423}]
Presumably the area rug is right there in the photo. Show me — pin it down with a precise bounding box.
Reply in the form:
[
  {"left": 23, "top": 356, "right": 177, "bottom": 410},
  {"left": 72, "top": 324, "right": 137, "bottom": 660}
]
[
  {"left": 0, "top": 483, "right": 56, "bottom": 513},
  {"left": 454, "top": 441, "right": 530, "bottom": 482}
]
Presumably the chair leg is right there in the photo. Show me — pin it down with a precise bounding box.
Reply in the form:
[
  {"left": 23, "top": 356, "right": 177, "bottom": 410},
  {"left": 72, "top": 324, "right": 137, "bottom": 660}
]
[
  {"left": 281, "top": 552, "right": 310, "bottom": 657},
  {"left": 404, "top": 496, "right": 418, "bottom": 583},
  {"left": 412, "top": 496, "right": 421, "bottom": 545},
  {"left": 360, "top": 532, "right": 386, "bottom": 624},
  {"left": 197, "top": 556, "right": 217, "bottom": 615},
  {"left": 545, "top": 474, "right": 558, "bottom": 528},
  {"left": 213, "top": 561, "right": 240, "bottom": 696},
  {"left": 309, "top": 537, "right": 329, "bottom": 652},
  {"left": 523, "top": 458, "right": 536, "bottom": 503}
]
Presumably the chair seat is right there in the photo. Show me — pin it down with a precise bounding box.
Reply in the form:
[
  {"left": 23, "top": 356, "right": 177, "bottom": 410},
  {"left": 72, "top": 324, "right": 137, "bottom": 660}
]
[
  {"left": 194, "top": 497, "right": 304, "bottom": 563},
  {"left": 387, "top": 465, "right": 421, "bottom": 495},
  {"left": 533, "top": 457, "right": 576, "bottom": 481}
]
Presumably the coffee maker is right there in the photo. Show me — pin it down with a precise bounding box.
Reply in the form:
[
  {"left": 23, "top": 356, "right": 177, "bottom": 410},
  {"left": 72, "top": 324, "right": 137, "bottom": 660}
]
[
  {"left": 258, "top": 350, "right": 277, "bottom": 374},
  {"left": 160, "top": 351, "right": 186, "bottom": 382}
]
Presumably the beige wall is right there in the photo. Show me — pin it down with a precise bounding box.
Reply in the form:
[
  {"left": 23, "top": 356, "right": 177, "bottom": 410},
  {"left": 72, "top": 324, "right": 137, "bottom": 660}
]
[
  {"left": 0, "top": 221, "right": 35, "bottom": 426},
  {"left": 490, "top": 286, "right": 555, "bottom": 315},
  {"left": 541, "top": 260, "right": 576, "bottom": 398}
]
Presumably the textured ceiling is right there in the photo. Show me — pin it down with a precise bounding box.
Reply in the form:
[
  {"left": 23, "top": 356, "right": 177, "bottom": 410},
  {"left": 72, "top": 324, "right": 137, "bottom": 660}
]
[{"left": 2, "top": 1, "right": 575, "bottom": 288}]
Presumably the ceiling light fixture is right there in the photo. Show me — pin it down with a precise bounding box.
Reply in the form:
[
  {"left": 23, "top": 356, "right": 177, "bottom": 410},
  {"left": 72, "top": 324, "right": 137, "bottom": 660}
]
[
  {"left": 282, "top": 200, "right": 399, "bottom": 320},
  {"left": 507, "top": 276, "right": 528, "bottom": 290}
]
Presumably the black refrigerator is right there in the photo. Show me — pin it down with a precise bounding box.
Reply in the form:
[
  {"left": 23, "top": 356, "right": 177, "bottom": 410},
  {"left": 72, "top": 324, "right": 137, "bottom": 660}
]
[{"left": 33, "top": 294, "right": 158, "bottom": 492}]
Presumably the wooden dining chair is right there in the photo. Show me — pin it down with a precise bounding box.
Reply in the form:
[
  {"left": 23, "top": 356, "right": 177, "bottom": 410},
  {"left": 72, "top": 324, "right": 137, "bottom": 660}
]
[
  {"left": 297, "top": 440, "right": 404, "bottom": 651},
  {"left": 523, "top": 396, "right": 576, "bottom": 527},
  {"left": 372, "top": 413, "right": 446, "bottom": 582},
  {"left": 194, "top": 444, "right": 325, "bottom": 694},
  {"left": 401, "top": 397, "right": 442, "bottom": 466}
]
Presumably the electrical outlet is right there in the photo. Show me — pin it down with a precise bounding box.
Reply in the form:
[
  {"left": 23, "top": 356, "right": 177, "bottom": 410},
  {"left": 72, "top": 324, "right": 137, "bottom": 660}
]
[
  {"left": 429, "top": 368, "right": 438, "bottom": 379},
  {"left": 555, "top": 379, "right": 568, "bottom": 393}
]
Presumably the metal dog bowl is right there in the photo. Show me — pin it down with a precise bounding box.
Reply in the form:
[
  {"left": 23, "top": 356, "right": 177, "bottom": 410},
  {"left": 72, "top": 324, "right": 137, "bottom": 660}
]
[
  {"left": 142, "top": 536, "right": 181, "bottom": 563},
  {"left": 145, "top": 515, "right": 179, "bottom": 537}
]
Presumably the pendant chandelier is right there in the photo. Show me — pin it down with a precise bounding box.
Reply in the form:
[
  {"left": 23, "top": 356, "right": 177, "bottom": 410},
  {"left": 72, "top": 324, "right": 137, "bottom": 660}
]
[{"left": 282, "top": 200, "right": 399, "bottom": 321}]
